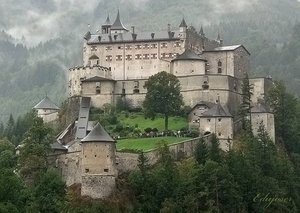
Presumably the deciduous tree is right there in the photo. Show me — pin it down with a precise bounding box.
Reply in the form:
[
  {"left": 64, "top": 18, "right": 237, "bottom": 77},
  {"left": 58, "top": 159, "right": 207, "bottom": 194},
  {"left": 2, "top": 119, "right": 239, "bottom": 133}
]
[{"left": 143, "top": 71, "right": 183, "bottom": 130}]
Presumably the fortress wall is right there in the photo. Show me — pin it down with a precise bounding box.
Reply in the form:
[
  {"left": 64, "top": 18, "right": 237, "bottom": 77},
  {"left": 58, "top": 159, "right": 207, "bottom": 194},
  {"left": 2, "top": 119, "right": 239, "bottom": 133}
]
[
  {"left": 233, "top": 47, "right": 250, "bottom": 79},
  {"left": 116, "top": 135, "right": 212, "bottom": 174},
  {"left": 172, "top": 60, "right": 206, "bottom": 76},
  {"left": 84, "top": 40, "right": 185, "bottom": 80},
  {"left": 202, "top": 51, "right": 235, "bottom": 76},
  {"left": 251, "top": 113, "right": 275, "bottom": 142},
  {"left": 40, "top": 112, "right": 59, "bottom": 123},
  {"left": 69, "top": 66, "right": 111, "bottom": 96},
  {"left": 53, "top": 143, "right": 82, "bottom": 186}
]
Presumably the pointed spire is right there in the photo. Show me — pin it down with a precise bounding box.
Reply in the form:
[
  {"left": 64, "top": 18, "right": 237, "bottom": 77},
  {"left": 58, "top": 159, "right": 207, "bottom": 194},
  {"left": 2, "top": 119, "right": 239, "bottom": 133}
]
[
  {"left": 111, "top": 9, "right": 128, "bottom": 31},
  {"left": 217, "top": 30, "right": 221, "bottom": 41},
  {"left": 179, "top": 17, "right": 187, "bottom": 28},
  {"left": 199, "top": 25, "right": 205, "bottom": 36},
  {"left": 103, "top": 14, "right": 111, "bottom": 26}
]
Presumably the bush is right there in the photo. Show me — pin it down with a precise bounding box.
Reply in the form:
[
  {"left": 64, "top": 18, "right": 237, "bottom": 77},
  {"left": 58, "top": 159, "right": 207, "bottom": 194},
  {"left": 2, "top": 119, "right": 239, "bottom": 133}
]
[{"left": 144, "top": 127, "right": 152, "bottom": 133}]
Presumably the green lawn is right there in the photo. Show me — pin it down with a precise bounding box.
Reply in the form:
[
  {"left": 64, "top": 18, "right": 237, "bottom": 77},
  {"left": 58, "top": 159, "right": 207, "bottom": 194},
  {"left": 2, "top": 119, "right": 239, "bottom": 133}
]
[
  {"left": 118, "top": 112, "right": 187, "bottom": 131},
  {"left": 116, "top": 136, "right": 191, "bottom": 151}
]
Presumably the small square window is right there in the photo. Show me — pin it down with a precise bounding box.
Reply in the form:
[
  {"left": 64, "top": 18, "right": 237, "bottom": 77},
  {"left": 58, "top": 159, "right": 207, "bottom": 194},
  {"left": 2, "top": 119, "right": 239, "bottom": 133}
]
[
  {"left": 218, "top": 118, "right": 222, "bottom": 122},
  {"left": 207, "top": 119, "right": 211, "bottom": 122},
  {"left": 104, "top": 169, "right": 109, "bottom": 172}
]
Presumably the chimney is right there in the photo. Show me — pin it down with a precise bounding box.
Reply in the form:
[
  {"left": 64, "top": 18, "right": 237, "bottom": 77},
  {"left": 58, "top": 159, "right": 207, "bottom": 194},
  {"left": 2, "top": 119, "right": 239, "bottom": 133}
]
[
  {"left": 132, "top": 34, "right": 137, "bottom": 41},
  {"left": 131, "top": 26, "right": 135, "bottom": 34},
  {"left": 151, "top": 33, "right": 155, "bottom": 39}
]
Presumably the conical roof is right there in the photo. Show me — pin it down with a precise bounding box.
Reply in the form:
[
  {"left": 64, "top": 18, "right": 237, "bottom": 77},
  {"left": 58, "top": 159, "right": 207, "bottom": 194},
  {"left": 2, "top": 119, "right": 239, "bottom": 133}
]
[
  {"left": 199, "top": 26, "right": 204, "bottom": 36},
  {"left": 179, "top": 18, "right": 187, "bottom": 28},
  {"left": 103, "top": 15, "right": 111, "bottom": 26},
  {"left": 201, "top": 104, "right": 232, "bottom": 117},
  {"left": 110, "top": 10, "right": 128, "bottom": 31},
  {"left": 172, "top": 49, "right": 206, "bottom": 61},
  {"left": 81, "top": 123, "right": 115, "bottom": 143},
  {"left": 33, "top": 97, "right": 59, "bottom": 110}
]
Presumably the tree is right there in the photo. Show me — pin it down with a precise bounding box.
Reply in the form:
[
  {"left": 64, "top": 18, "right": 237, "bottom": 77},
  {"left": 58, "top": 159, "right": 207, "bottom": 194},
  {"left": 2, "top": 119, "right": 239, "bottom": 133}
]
[
  {"left": 143, "top": 71, "right": 183, "bottom": 130},
  {"left": 194, "top": 137, "right": 208, "bottom": 165},
  {"left": 238, "top": 73, "right": 253, "bottom": 131},
  {"left": 266, "top": 81, "right": 300, "bottom": 152},
  {"left": 18, "top": 117, "right": 54, "bottom": 185},
  {"left": 209, "top": 134, "right": 222, "bottom": 163}
]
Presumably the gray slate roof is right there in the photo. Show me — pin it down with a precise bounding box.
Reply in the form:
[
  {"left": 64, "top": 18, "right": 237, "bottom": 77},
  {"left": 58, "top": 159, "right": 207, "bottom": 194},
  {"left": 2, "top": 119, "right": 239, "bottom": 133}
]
[
  {"left": 51, "top": 141, "right": 67, "bottom": 150},
  {"left": 179, "top": 18, "right": 187, "bottom": 27},
  {"left": 81, "top": 123, "right": 115, "bottom": 143},
  {"left": 76, "top": 97, "right": 91, "bottom": 139},
  {"left": 111, "top": 10, "right": 128, "bottom": 31},
  {"left": 81, "top": 76, "right": 115, "bottom": 82},
  {"left": 87, "top": 30, "right": 181, "bottom": 44},
  {"left": 33, "top": 97, "right": 59, "bottom": 110},
  {"left": 201, "top": 104, "right": 232, "bottom": 117},
  {"left": 204, "top": 45, "right": 251, "bottom": 55},
  {"left": 172, "top": 49, "right": 206, "bottom": 61},
  {"left": 89, "top": 54, "right": 99, "bottom": 60},
  {"left": 103, "top": 15, "right": 111, "bottom": 26}
]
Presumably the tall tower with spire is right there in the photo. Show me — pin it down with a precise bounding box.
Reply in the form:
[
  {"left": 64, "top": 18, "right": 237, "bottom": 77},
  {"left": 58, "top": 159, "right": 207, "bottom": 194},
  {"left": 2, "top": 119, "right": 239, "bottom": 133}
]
[
  {"left": 101, "top": 15, "right": 111, "bottom": 34},
  {"left": 179, "top": 17, "right": 187, "bottom": 39},
  {"left": 110, "top": 10, "right": 128, "bottom": 34}
]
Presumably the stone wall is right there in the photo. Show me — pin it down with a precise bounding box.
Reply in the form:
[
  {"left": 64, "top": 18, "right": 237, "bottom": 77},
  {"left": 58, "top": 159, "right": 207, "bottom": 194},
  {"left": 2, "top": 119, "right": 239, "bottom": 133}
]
[
  {"left": 69, "top": 66, "right": 112, "bottom": 97},
  {"left": 251, "top": 112, "right": 275, "bottom": 142},
  {"left": 52, "top": 142, "right": 82, "bottom": 186},
  {"left": 83, "top": 39, "right": 185, "bottom": 80},
  {"left": 116, "top": 135, "right": 212, "bottom": 174},
  {"left": 171, "top": 60, "right": 206, "bottom": 76},
  {"left": 81, "top": 142, "right": 117, "bottom": 176},
  {"left": 81, "top": 175, "right": 116, "bottom": 199}
]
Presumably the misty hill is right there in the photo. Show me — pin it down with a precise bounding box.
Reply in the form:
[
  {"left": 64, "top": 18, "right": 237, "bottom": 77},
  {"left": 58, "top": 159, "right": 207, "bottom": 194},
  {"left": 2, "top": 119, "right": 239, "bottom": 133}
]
[{"left": 0, "top": 0, "right": 300, "bottom": 122}]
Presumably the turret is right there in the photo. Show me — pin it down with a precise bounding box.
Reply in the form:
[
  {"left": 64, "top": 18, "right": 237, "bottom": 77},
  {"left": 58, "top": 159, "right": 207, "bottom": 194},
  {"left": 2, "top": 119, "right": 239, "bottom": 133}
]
[
  {"left": 33, "top": 96, "right": 60, "bottom": 123},
  {"left": 199, "top": 25, "right": 205, "bottom": 36},
  {"left": 179, "top": 18, "right": 187, "bottom": 39},
  {"left": 110, "top": 10, "right": 128, "bottom": 34},
  {"left": 216, "top": 31, "right": 223, "bottom": 46},
  {"left": 102, "top": 15, "right": 111, "bottom": 34},
  {"left": 81, "top": 123, "right": 117, "bottom": 198}
]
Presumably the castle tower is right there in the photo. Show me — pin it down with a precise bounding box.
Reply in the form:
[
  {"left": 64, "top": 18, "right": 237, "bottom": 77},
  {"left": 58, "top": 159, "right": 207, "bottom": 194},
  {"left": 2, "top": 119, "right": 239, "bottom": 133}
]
[
  {"left": 179, "top": 18, "right": 187, "bottom": 39},
  {"left": 81, "top": 123, "right": 117, "bottom": 199},
  {"left": 102, "top": 15, "right": 111, "bottom": 34},
  {"left": 171, "top": 49, "right": 206, "bottom": 76},
  {"left": 110, "top": 10, "right": 128, "bottom": 34},
  {"left": 33, "top": 96, "right": 60, "bottom": 123}
]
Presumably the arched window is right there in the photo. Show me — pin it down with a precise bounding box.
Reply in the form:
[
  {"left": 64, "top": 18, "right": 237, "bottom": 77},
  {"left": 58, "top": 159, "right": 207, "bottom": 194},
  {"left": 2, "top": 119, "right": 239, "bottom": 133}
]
[
  {"left": 218, "top": 60, "right": 222, "bottom": 73},
  {"left": 218, "top": 60, "right": 222, "bottom": 67}
]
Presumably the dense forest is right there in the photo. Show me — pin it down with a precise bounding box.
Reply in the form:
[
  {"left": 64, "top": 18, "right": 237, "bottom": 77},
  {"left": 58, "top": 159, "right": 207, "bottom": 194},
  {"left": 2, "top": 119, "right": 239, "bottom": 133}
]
[
  {"left": 0, "top": 79, "right": 299, "bottom": 212},
  {"left": 0, "top": 0, "right": 300, "bottom": 122}
]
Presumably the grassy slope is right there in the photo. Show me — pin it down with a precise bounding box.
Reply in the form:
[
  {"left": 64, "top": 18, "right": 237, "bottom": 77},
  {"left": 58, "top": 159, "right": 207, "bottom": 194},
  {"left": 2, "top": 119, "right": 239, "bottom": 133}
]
[
  {"left": 116, "top": 136, "right": 191, "bottom": 151},
  {"left": 118, "top": 112, "right": 188, "bottom": 131}
]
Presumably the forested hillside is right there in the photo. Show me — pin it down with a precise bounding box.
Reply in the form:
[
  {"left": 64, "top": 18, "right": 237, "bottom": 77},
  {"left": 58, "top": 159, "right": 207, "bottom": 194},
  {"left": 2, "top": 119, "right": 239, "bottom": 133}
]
[{"left": 0, "top": 0, "right": 300, "bottom": 121}]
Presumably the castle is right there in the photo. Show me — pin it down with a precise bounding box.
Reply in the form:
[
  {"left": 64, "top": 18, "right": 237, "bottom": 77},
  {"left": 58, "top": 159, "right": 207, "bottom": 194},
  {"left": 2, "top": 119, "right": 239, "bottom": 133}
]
[{"left": 37, "top": 11, "right": 275, "bottom": 199}]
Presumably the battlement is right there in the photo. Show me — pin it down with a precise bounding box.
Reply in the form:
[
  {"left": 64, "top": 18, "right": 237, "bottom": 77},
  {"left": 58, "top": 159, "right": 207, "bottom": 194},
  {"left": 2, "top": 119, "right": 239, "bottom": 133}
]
[{"left": 69, "top": 65, "right": 112, "bottom": 78}]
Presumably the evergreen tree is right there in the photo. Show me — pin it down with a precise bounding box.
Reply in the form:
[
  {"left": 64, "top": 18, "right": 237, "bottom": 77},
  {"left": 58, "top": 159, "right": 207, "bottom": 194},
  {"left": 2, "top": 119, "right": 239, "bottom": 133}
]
[
  {"left": 18, "top": 117, "right": 54, "bottom": 186},
  {"left": 209, "top": 134, "right": 222, "bottom": 163},
  {"left": 238, "top": 73, "right": 253, "bottom": 131},
  {"left": 194, "top": 137, "right": 208, "bottom": 165}
]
